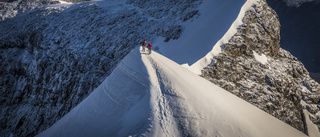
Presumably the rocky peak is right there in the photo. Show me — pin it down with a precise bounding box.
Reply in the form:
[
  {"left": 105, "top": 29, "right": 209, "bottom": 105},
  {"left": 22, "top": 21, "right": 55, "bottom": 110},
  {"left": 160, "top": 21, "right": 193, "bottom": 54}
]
[
  {"left": 202, "top": 0, "right": 320, "bottom": 134},
  {"left": 223, "top": 0, "right": 280, "bottom": 58}
]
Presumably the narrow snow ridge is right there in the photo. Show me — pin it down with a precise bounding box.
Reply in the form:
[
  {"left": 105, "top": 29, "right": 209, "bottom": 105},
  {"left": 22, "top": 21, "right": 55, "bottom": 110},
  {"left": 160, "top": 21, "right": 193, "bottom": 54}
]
[
  {"left": 190, "top": 0, "right": 259, "bottom": 74},
  {"left": 37, "top": 48, "right": 307, "bottom": 137}
]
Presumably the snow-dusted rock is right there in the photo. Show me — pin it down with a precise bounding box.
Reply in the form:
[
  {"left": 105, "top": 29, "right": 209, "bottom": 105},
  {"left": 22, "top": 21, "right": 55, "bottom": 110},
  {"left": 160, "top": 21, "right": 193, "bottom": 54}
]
[{"left": 201, "top": 0, "right": 320, "bottom": 133}]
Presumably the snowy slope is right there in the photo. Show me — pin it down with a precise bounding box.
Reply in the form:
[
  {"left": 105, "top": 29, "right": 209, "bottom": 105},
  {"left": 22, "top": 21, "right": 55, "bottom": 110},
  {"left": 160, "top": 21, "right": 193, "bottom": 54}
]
[
  {"left": 156, "top": 0, "right": 246, "bottom": 66},
  {"left": 37, "top": 48, "right": 307, "bottom": 137}
]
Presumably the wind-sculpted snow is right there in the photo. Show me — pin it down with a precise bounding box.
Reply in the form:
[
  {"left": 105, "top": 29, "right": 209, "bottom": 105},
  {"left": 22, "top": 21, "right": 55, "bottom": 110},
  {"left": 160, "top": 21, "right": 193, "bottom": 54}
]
[
  {"left": 37, "top": 48, "right": 307, "bottom": 137},
  {"left": 0, "top": 0, "right": 201, "bottom": 136}
]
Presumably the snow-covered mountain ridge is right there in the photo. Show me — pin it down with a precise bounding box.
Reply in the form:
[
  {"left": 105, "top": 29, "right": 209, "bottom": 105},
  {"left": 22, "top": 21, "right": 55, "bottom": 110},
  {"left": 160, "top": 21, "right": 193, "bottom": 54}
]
[
  {"left": 1, "top": 0, "right": 320, "bottom": 136},
  {"left": 0, "top": 0, "right": 201, "bottom": 136},
  {"left": 37, "top": 47, "right": 308, "bottom": 137}
]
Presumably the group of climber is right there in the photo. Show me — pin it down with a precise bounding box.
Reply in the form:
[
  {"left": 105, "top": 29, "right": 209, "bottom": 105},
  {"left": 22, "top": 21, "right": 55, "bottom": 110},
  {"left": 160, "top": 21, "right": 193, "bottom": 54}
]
[{"left": 141, "top": 39, "right": 152, "bottom": 54}]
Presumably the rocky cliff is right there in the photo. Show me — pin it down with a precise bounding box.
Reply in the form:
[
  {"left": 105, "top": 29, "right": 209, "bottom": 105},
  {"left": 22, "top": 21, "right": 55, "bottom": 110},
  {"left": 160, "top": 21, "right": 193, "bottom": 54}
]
[
  {"left": 0, "top": 0, "right": 201, "bottom": 136},
  {"left": 201, "top": 0, "right": 320, "bottom": 133}
]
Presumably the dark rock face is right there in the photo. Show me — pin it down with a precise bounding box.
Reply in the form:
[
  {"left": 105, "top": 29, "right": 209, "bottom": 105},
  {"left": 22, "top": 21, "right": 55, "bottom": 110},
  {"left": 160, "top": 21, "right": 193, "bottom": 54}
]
[
  {"left": 201, "top": 0, "right": 320, "bottom": 133},
  {"left": 0, "top": 0, "right": 201, "bottom": 136}
]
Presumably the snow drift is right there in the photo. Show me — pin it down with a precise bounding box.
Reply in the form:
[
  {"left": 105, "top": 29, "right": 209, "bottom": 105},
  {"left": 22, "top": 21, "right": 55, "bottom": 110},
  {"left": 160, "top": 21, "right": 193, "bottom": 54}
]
[{"left": 37, "top": 48, "right": 307, "bottom": 137}]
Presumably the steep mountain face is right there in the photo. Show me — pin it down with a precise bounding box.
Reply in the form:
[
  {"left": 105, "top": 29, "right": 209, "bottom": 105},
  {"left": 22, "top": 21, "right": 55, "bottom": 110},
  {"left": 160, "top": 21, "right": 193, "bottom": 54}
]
[
  {"left": 201, "top": 0, "right": 320, "bottom": 133},
  {"left": 0, "top": 0, "right": 59, "bottom": 21},
  {"left": 0, "top": 0, "right": 201, "bottom": 136},
  {"left": 0, "top": 0, "right": 92, "bottom": 21},
  {"left": 266, "top": 0, "right": 320, "bottom": 73}
]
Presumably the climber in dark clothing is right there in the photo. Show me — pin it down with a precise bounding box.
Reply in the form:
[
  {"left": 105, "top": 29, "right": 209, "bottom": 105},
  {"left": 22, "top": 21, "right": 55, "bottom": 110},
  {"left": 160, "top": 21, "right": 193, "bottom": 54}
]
[{"left": 141, "top": 40, "right": 147, "bottom": 52}]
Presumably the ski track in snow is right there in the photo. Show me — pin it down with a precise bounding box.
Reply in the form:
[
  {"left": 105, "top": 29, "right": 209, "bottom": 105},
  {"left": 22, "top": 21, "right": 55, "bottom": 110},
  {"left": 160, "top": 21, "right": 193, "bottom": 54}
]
[{"left": 142, "top": 50, "right": 178, "bottom": 136}]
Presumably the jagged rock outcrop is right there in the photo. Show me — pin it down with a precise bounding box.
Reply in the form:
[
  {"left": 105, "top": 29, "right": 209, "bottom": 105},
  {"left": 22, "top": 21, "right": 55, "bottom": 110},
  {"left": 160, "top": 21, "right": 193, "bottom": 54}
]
[
  {"left": 0, "top": 0, "right": 201, "bottom": 136},
  {"left": 201, "top": 0, "right": 320, "bottom": 133}
]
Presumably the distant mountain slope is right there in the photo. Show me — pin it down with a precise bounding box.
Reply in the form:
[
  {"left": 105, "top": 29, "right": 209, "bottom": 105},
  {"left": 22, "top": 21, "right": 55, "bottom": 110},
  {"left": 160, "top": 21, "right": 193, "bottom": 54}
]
[
  {"left": 37, "top": 48, "right": 307, "bottom": 137},
  {"left": 0, "top": 0, "right": 201, "bottom": 136},
  {"left": 0, "top": 0, "right": 58, "bottom": 21}
]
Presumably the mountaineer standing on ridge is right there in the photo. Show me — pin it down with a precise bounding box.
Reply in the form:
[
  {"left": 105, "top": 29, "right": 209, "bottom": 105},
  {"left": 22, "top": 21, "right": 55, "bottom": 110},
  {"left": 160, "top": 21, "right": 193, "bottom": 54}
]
[
  {"left": 141, "top": 39, "right": 147, "bottom": 52},
  {"left": 147, "top": 42, "right": 152, "bottom": 55}
]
